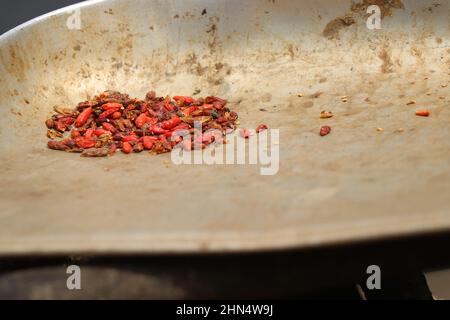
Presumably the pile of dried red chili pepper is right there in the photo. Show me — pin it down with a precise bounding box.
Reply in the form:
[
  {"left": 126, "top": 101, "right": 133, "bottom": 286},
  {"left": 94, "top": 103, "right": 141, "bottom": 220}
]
[{"left": 45, "top": 90, "right": 261, "bottom": 157}]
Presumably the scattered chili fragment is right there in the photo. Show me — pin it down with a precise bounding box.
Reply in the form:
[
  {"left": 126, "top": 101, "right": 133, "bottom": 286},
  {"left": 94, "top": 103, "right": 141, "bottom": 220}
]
[
  {"left": 415, "top": 110, "right": 430, "bottom": 117},
  {"left": 320, "top": 125, "right": 332, "bottom": 137},
  {"left": 256, "top": 124, "right": 268, "bottom": 133},
  {"left": 320, "top": 111, "right": 333, "bottom": 119}
]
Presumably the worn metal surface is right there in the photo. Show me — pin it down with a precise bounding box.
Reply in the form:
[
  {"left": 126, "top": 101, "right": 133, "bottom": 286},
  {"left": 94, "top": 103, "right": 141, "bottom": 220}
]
[{"left": 0, "top": 0, "right": 449, "bottom": 255}]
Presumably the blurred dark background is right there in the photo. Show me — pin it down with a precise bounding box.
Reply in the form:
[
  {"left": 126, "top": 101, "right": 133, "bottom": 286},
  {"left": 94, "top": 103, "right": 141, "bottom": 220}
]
[{"left": 0, "top": 0, "right": 83, "bottom": 35}]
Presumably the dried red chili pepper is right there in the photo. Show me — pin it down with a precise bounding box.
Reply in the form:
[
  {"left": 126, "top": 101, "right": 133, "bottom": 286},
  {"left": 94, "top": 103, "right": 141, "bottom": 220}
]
[
  {"left": 122, "top": 135, "right": 139, "bottom": 143},
  {"left": 94, "top": 129, "right": 112, "bottom": 136},
  {"left": 101, "top": 102, "right": 123, "bottom": 110},
  {"left": 74, "top": 137, "right": 96, "bottom": 149},
  {"left": 151, "top": 124, "right": 168, "bottom": 135},
  {"left": 133, "top": 142, "right": 145, "bottom": 153},
  {"left": 320, "top": 125, "right": 332, "bottom": 137},
  {"left": 161, "top": 117, "right": 181, "bottom": 130},
  {"left": 99, "top": 107, "right": 120, "bottom": 120},
  {"left": 112, "top": 111, "right": 122, "bottom": 120},
  {"left": 45, "top": 119, "right": 55, "bottom": 129},
  {"left": 81, "top": 148, "right": 110, "bottom": 158},
  {"left": 75, "top": 107, "right": 93, "bottom": 127},
  {"left": 48, "top": 141, "right": 70, "bottom": 151},
  {"left": 55, "top": 120, "right": 67, "bottom": 132},
  {"left": 173, "top": 96, "right": 194, "bottom": 104},
  {"left": 122, "top": 142, "right": 132, "bottom": 154},
  {"left": 142, "top": 136, "right": 155, "bottom": 150},
  {"left": 182, "top": 106, "right": 197, "bottom": 116},
  {"left": 135, "top": 113, "right": 148, "bottom": 129},
  {"left": 102, "top": 122, "right": 117, "bottom": 133}
]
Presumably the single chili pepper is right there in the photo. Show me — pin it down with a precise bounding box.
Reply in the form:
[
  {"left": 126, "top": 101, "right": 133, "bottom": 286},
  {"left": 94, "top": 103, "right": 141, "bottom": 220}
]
[
  {"left": 101, "top": 102, "right": 123, "bottom": 110},
  {"left": 74, "top": 137, "right": 96, "bottom": 149},
  {"left": 161, "top": 116, "right": 181, "bottom": 130},
  {"left": 320, "top": 125, "right": 332, "bottom": 137},
  {"left": 75, "top": 107, "right": 93, "bottom": 127},
  {"left": 151, "top": 124, "right": 169, "bottom": 135},
  {"left": 61, "top": 138, "right": 73, "bottom": 145},
  {"left": 99, "top": 107, "right": 120, "bottom": 120},
  {"left": 256, "top": 124, "right": 268, "bottom": 133},
  {"left": 94, "top": 129, "right": 112, "bottom": 136},
  {"left": 142, "top": 136, "right": 155, "bottom": 150},
  {"left": 54, "top": 120, "right": 68, "bottom": 132},
  {"left": 133, "top": 142, "right": 144, "bottom": 153},
  {"left": 81, "top": 148, "right": 110, "bottom": 157},
  {"left": 45, "top": 119, "right": 55, "bottom": 129},
  {"left": 84, "top": 128, "right": 95, "bottom": 139},
  {"left": 122, "top": 142, "right": 132, "bottom": 154},
  {"left": 112, "top": 111, "right": 122, "bottom": 120},
  {"left": 140, "top": 136, "right": 159, "bottom": 142},
  {"left": 102, "top": 122, "right": 117, "bottom": 133},
  {"left": 182, "top": 106, "right": 197, "bottom": 116},
  {"left": 135, "top": 113, "right": 148, "bottom": 129},
  {"left": 122, "top": 135, "right": 139, "bottom": 142},
  {"left": 48, "top": 140, "right": 70, "bottom": 151},
  {"left": 77, "top": 100, "right": 98, "bottom": 110},
  {"left": 415, "top": 110, "right": 430, "bottom": 117},
  {"left": 173, "top": 96, "right": 194, "bottom": 104}
]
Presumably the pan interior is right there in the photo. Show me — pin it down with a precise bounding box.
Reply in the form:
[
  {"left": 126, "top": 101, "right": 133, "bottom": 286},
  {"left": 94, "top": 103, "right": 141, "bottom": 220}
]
[{"left": 0, "top": 0, "right": 449, "bottom": 255}]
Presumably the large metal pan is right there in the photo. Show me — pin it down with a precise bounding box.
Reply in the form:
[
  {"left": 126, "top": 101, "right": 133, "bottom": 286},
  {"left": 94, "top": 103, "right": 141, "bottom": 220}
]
[{"left": 0, "top": 0, "right": 449, "bottom": 256}]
